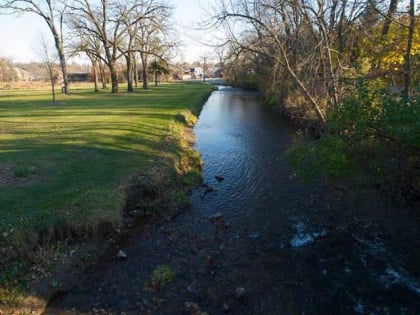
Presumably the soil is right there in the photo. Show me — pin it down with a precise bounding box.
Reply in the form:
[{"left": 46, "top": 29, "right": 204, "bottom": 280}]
[
  {"left": 1, "top": 169, "right": 419, "bottom": 315},
  {"left": 36, "top": 186, "right": 419, "bottom": 315},
  {"left": 0, "top": 164, "right": 16, "bottom": 185}
]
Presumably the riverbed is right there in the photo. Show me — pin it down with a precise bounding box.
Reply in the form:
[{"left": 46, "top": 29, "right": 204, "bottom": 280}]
[{"left": 45, "top": 86, "right": 420, "bottom": 314}]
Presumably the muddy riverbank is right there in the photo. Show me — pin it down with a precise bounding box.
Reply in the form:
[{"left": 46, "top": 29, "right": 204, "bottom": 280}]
[{"left": 44, "top": 192, "right": 419, "bottom": 314}]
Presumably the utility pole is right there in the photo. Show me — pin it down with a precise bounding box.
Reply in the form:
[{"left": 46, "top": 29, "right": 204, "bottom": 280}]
[{"left": 203, "top": 55, "right": 206, "bottom": 82}]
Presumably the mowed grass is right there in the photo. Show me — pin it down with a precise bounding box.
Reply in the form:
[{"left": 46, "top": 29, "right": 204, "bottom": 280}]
[{"left": 0, "top": 82, "right": 213, "bottom": 247}]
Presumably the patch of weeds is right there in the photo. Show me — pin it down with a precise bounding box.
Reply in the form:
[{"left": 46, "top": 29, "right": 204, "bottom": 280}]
[
  {"left": 176, "top": 110, "right": 197, "bottom": 127},
  {"left": 182, "top": 169, "right": 203, "bottom": 187},
  {"left": 49, "top": 278, "right": 59, "bottom": 288},
  {"left": 183, "top": 149, "right": 202, "bottom": 170},
  {"left": 29, "top": 243, "right": 69, "bottom": 277},
  {"left": 171, "top": 191, "right": 190, "bottom": 209},
  {"left": 80, "top": 250, "right": 93, "bottom": 262},
  {"left": 0, "top": 260, "right": 30, "bottom": 306},
  {"left": 12, "top": 164, "right": 34, "bottom": 178},
  {"left": 151, "top": 264, "right": 175, "bottom": 286},
  {"left": 0, "top": 286, "right": 27, "bottom": 307},
  {"left": 0, "top": 260, "right": 29, "bottom": 284}
]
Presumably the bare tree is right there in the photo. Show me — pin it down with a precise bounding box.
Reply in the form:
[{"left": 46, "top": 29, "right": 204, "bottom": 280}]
[
  {"left": 0, "top": 0, "right": 70, "bottom": 93},
  {"left": 68, "top": 0, "right": 172, "bottom": 93},
  {"left": 118, "top": 0, "right": 170, "bottom": 92},
  {"left": 84, "top": 50, "right": 100, "bottom": 92},
  {"left": 0, "top": 56, "right": 16, "bottom": 82},
  {"left": 132, "top": 1, "right": 173, "bottom": 90},
  {"left": 118, "top": 2, "right": 142, "bottom": 92},
  {"left": 68, "top": 0, "right": 126, "bottom": 93},
  {"left": 211, "top": 0, "right": 376, "bottom": 122},
  {"left": 35, "top": 34, "right": 59, "bottom": 104},
  {"left": 71, "top": 34, "right": 104, "bottom": 92},
  {"left": 213, "top": 0, "right": 327, "bottom": 121},
  {"left": 150, "top": 57, "right": 169, "bottom": 86}
]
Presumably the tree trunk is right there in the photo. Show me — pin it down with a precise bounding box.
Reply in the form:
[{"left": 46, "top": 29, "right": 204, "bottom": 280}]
[
  {"left": 402, "top": 0, "right": 415, "bottom": 98},
  {"left": 141, "top": 52, "right": 149, "bottom": 90},
  {"left": 49, "top": 13, "right": 69, "bottom": 94},
  {"left": 93, "top": 63, "right": 99, "bottom": 92},
  {"left": 134, "top": 59, "right": 138, "bottom": 88},
  {"left": 88, "top": 55, "right": 99, "bottom": 92},
  {"left": 51, "top": 81, "right": 56, "bottom": 104},
  {"left": 111, "top": 71, "right": 118, "bottom": 93},
  {"left": 126, "top": 54, "right": 134, "bottom": 92},
  {"left": 337, "top": 0, "right": 347, "bottom": 53},
  {"left": 381, "top": 0, "right": 399, "bottom": 38},
  {"left": 154, "top": 68, "right": 158, "bottom": 86},
  {"left": 317, "top": 15, "right": 339, "bottom": 111},
  {"left": 57, "top": 46, "right": 68, "bottom": 94},
  {"left": 99, "top": 61, "right": 107, "bottom": 89},
  {"left": 109, "top": 58, "right": 119, "bottom": 93},
  {"left": 2, "top": 1, "right": 70, "bottom": 94}
]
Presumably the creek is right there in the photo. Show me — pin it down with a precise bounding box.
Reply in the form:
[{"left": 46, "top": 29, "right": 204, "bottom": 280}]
[{"left": 45, "top": 86, "right": 420, "bottom": 314}]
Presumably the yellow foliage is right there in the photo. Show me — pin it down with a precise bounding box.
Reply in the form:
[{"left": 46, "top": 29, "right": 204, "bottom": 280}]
[{"left": 360, "top": 15, "right": 420, "bottom": 71}]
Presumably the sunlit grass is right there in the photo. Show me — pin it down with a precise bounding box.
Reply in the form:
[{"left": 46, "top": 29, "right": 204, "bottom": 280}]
[{"left": 0, "top": 82, "right": 213, "bottom": 246}]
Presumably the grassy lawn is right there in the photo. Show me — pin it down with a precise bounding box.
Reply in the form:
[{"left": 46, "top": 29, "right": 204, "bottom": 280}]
[{"left": 0, "top": 82, "right": 213, "bottom": 252}]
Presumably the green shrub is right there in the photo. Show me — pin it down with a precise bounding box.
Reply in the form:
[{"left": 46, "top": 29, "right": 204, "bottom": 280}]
[
  {"left": 181, "top": 169, "right": 203, "bottom": 187},
  {"left": 13, "top": 164, "right": 34, "bottom": 178},
  {"left": 288, "top": 80, "right": 420, "bottom": 200},
  {"left": 171, "top": 191, "right": 190, "bottom": 209},
  {"left": 151, "top": 264, "right": 175, "bottom": 286}
]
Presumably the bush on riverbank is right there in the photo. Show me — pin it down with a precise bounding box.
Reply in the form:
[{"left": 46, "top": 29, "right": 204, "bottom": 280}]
[{"left": 287, "top": 80, "right": 420, "bottom": 202}]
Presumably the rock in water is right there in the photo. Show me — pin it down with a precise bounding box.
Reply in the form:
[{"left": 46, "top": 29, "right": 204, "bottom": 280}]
[
  {"left": 208, "top": 213, "right": 224, "bottom": 223},
  {"left": 235, "top": 287, "right": 246, "bottom": 299},
  {"left": 215, "top": 175, "right": 225, "bottom": 182},
  {"left": 117, "top": 250, "right": 128, "bottom": 259}
]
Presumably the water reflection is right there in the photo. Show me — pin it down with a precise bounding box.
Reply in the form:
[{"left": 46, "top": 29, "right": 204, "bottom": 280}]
[{"left": 191, "top": 86, "right": 322, "bottom": 236}]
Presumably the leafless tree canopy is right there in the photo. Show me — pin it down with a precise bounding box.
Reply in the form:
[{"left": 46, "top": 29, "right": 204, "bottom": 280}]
[
  {"left": 0, "top": 0, "right": 70, "bottom": 93},
  {"left": 210, "top": 0, "right": 418, "bottom": 123},
  {"left": 66, "top": 0, "right": 174, "bottom": 93},
  {"left": 0, "top": 0, "right": 176, "bottom": 94}
]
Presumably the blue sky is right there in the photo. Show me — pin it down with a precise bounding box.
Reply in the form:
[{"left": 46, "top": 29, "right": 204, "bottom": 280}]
[
  {"left": 4, "top": 0, "right": 415, "bottom": 64},
  {"left": 0, "top": 0, "right": 213, "bottom": 63}
]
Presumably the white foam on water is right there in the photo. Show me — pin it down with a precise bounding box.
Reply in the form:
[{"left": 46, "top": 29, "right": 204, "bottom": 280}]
[
  {"left": 290, "top": 233, "right": 314, "bottom": 247},
  {"left": 353, "top": 302, "right": 365, "bottom": 314},
  {"left": 290, "top": 222, "right": 327, "bottom": 247},
  {"left": 379, "top": 266, "right": 420, "bottom": 295}
]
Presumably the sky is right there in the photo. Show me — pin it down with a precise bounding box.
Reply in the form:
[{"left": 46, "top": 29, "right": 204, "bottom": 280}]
[
  {"left": 3, "top": 0, "right": 416, "bottom": 64},
  {"left": 0, "top": 0, "right": 217, "bottom": 64}
]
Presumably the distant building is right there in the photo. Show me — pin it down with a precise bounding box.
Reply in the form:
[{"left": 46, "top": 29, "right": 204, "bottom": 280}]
[
  {"left": 182, "top": 67, "right": 203, "bottom": 80},
  {"left": 67, "top": 72, "right": 90, "bottom": 82},
  {"left": 206, "top": 67, "right": 223, "bottom": 78},
  {"left": 14, "top": 67, "right": 32, "bottom": 81}
]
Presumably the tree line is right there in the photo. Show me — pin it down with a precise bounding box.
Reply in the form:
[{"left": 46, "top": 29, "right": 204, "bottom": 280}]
[
  {"left": 211, "top": 0, "right": 418, "bottom": 121},
  {"left": 210, "top": 0, "right": 419, "bottom": 201},
  {"left": 0, "top": 0, "right": 175, "bottom": 94},
  {"left": 0, "top": 0, "right": 418, "bottom": 200}
]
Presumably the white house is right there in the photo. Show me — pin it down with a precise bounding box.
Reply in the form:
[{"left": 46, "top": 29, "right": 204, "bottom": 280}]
[{"left": 182, "top": 67, "right": 204, "bottom": 80}]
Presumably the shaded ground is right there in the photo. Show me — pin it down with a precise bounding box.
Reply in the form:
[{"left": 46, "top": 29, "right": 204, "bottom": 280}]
[
  {"left": 43, "top": 185, "right": 420, "bottom": 315},
  {"left": 0, "top": 164, "right": 13, "bottom": 185}
]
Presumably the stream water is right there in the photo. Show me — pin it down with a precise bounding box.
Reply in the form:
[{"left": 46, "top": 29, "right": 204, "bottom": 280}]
[{"left": 45, "top": 86, "right": 420, "bottom": 314}]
